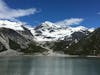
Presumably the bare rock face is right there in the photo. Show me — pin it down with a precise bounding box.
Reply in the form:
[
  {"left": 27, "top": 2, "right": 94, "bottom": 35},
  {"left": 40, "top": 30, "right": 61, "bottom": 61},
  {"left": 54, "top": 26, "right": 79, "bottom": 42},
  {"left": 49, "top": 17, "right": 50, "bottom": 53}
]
[
  {"left": 0, "top": 28, "right": 29, "bottom": 48},
  {"left": 17, "top": 25, "right": 34, "bottom": 41},
  {"left": 0, "top": 42, "right": 7, "bottom": 52},
  {"left": 0, "top": 28, "right": 47, "bottom": 55}
]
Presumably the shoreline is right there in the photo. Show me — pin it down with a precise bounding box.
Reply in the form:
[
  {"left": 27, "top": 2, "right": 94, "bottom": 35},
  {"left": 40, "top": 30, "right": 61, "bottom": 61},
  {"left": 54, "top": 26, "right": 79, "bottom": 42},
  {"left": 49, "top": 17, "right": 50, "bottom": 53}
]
[{"left": 0, "top": 54, "right": 100, "bottom": 58}]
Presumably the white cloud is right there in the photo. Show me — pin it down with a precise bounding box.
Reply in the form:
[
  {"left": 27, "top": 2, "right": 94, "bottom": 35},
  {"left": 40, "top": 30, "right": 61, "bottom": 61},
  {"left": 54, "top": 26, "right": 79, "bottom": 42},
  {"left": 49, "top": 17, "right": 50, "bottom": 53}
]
[
  {"left": 55, "top": 18, "right": 84, "bottom": 26},
  {"left": 97, "top": 12, "right": 100, "bottom": 15},
  {"left": 0, "top": 0, "right": 37, "bottom": 19}
]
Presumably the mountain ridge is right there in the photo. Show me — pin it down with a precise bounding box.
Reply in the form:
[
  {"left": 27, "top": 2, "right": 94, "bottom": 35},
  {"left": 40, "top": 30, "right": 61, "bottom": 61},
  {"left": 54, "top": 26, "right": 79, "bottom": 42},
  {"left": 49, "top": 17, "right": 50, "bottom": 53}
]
[
  {"left": 0, "top": 20, "right": 98, "bottom": 56},
  {"left": 33, "top": 21, "right": 94, "bottom": 41}
]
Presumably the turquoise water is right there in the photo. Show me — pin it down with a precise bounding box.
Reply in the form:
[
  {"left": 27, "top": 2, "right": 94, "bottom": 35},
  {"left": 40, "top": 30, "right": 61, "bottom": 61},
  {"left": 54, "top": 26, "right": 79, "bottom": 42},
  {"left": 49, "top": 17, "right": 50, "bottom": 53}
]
[{"left": 0, "top": 56, "right": 100, "bottom": 75}]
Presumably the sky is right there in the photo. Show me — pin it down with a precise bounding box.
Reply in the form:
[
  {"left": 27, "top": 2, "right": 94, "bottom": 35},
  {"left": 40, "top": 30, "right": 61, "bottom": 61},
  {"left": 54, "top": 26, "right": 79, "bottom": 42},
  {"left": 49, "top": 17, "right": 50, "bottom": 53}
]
[{"left": 0, "top": 0, "right": 100, "bottom": 28}]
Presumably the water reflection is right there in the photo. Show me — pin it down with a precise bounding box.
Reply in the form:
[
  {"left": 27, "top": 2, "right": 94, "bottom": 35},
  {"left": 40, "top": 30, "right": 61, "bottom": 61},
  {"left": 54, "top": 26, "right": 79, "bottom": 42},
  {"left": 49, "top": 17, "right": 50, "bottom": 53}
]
[{"left": 0, "top": 57, "right": 100, "bottom": 75}]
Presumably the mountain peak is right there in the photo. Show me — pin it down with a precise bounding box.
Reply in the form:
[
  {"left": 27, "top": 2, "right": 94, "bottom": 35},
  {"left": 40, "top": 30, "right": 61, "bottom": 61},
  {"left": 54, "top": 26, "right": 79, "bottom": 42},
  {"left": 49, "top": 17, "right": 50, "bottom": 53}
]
[
  {"left": 35, "top": 21, "right": 60, "bottom": 30},
  {"left": 41, "top": 21, "right": 58, "bottom": 28},
  {"left": 44, "top": 21, "right": 54, "bottom": 25}
]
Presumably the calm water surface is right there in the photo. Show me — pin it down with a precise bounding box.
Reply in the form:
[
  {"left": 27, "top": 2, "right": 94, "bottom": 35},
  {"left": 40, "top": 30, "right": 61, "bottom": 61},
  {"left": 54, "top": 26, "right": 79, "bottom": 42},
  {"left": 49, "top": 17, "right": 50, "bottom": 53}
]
[{"left": 0, "top": 56, "right": 100, "bottom": 75}]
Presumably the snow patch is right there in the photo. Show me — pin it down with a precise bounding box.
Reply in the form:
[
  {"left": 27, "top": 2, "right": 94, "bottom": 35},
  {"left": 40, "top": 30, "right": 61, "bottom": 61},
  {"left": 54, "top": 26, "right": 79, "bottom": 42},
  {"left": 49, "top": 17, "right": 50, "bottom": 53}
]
[{"left": 0, "top": 20, "right": 24, "bottom": 30}]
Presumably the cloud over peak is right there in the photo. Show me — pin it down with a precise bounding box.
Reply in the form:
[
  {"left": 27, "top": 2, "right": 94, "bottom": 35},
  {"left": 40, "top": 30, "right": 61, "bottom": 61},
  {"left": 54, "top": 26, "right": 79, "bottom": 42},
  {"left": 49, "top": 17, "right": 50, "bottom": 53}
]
[
  {"left": 55, "top": 18, "right": 84, "bottom": 26},
  {"left": 0, "top": 0, "right": 37, "bottom": 19}
]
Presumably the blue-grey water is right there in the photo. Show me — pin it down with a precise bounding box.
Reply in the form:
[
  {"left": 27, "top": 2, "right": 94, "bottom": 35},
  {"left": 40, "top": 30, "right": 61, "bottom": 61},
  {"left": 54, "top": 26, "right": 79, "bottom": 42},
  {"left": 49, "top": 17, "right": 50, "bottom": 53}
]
[{"left": 0, "top": 56, "right": 100, "bottom": 75}]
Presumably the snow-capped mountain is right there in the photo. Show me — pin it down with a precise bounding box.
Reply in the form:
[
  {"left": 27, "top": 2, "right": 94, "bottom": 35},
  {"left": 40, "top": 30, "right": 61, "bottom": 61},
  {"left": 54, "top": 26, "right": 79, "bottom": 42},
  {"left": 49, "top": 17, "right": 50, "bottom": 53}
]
[
  {"left": 0, "top": 20, "right": 48, "bottom": 56},
  {"left": 33, "top": 21, "right": 94, "bottom": 41},
  {"left": 0, "top": 20, "right": 96, "bottom": 56},
  {"left": 0, "top": 20, "right": 94, "bottom": 42},
  {"left": 0, "top": 20, "right": 24, "bottom": 31},
  {"left": 64, "top": 28, "right": 100, "bottom": 55}
]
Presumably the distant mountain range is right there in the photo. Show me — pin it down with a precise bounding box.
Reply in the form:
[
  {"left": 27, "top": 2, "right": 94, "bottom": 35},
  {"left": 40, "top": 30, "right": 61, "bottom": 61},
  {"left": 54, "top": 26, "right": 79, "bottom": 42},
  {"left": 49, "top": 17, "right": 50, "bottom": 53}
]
[{"left": 0, "top": 20, "right": 99, "bottom": 56}]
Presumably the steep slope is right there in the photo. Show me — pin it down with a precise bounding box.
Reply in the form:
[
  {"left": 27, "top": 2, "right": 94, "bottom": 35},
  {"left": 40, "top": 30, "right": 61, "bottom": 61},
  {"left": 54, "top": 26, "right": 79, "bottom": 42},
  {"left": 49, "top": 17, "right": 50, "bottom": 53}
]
[
  {"left": 0, "top": 28, "right": 28, "bottom": 49},
  {"left": 0, "top": 42, "right": 7, "bottom": 52},
  {"left": 0, "top": 27, "right": 47, "bottom": 54},
  {"left": 0, "top": 20, "right": 35, "bottom": 40},
  {"left": 64, "top": 28, "right": 100, "bottom": 56},
  {"left": 51, "top": 30, "right": 90, "bottom": 52},
  {"left": 17, "top": 25, "right": 34, "bottom": 40}
]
